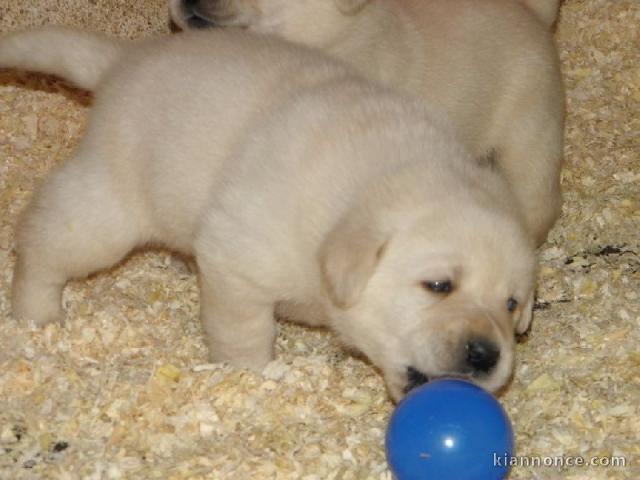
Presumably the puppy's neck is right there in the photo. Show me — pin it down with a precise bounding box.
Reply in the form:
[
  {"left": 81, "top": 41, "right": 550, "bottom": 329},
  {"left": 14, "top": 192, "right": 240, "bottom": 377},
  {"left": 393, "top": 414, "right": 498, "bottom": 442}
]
[{"left": 326, "top": 0, "right": 426, "bottom": 93}]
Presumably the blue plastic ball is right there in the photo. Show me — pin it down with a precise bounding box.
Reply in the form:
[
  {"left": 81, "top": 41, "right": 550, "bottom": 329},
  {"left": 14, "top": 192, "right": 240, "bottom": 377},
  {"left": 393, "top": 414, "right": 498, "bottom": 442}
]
[{"left": 385, "top": 379, "right": 514, "bottom": 480}]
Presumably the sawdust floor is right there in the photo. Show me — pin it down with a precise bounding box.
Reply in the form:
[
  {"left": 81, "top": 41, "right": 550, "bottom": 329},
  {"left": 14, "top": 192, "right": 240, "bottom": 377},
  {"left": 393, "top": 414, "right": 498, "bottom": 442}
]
[{"left": 0, "top": 1, "right": 638, "bottom": 479}]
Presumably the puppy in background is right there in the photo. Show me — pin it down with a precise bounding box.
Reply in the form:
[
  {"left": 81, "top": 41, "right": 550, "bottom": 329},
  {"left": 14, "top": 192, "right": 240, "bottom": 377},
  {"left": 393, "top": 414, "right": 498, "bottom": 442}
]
[
  {"left": 170, "top": 0, "right": 566, "bottom": 246},
  {"left": 1, "top": 27, "right": 536, "bottom": 400}
]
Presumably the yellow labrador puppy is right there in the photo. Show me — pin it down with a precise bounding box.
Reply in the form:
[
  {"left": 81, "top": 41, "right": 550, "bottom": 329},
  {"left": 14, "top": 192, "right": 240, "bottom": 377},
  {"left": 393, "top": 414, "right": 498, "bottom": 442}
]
[
  {"left": 170, "top": 0, "right": 565, "bottom": 246},
  {"left": 1, "top": 27, "right": 535, "bottom": 401}
]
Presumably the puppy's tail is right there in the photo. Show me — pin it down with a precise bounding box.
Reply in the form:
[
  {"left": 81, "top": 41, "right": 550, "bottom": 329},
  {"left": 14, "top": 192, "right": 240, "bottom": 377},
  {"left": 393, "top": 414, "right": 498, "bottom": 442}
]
[
  {"left": 518, "top": 0, "right": 561, "bottom": 28},
  {"left": 0, "top": 26, "right": 125, "bottom": 90}
]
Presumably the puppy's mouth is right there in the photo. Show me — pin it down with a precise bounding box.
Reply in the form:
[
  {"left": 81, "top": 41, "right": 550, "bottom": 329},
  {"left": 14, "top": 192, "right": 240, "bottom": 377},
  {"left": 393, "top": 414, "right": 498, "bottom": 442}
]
[
  {"left": 185, "top": 10, "right": 217, "bottom": 29},
  {"left": 181, "top": 3, "right": 243, "bottom": 30},
  {"left": 186, "top": 16, "right": 213, "bottom": 29},
  {"left": 178, "top": 1, "right": 230, "bottom": 29},
  {"left": 403, "top": 367, "right": 483, "bottom": 395},
  {"left": 403, "top": 366, "right": 431, "bottom": 394}
]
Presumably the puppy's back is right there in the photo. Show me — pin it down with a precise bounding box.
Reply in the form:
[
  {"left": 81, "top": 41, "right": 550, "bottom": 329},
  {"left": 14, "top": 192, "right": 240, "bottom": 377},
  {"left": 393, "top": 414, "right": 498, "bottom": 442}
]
[{"left": 78, "top": 30, "right": 359, "bottom": 249}]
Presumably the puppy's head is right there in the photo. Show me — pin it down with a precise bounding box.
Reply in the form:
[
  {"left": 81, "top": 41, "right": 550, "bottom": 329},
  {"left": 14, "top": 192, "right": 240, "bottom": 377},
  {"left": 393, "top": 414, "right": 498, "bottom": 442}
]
[
  {"left": 169, "top": 0, "right": 371, "bottom": 44},
  {"left": 319, "top": 175, "right": 536, "bottom": 402}
]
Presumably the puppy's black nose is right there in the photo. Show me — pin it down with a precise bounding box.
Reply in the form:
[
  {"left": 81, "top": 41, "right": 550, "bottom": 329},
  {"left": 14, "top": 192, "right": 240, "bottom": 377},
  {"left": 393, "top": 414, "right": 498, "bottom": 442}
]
[
  {"left": 465, "top": 338, "right": 500, "bottom": 373},
  {"left": 404, "top": 366, "right": 429, "bottom": 394}
]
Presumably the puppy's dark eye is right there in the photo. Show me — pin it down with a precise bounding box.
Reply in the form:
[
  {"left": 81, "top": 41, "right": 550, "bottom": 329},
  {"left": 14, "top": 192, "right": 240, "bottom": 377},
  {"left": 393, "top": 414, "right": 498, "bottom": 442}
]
[
  {"left": 507, "top": 297, "right": 518, "bottom": 312},
  {"left": 422, "top": 280, "right": 453, "bottom": 294}
]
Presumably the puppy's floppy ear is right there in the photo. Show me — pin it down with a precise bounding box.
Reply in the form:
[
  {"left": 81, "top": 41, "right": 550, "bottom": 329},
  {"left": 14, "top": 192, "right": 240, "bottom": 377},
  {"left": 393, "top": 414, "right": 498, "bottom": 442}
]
[
  {"left": 334, "top": 0, "right": 371, "bottom": 15},
  {"left": 319, "top": 214, "right": 388, "bottom": 309},
  {"left": 516, "top": 290, "right": 535, "bottom": 334}
]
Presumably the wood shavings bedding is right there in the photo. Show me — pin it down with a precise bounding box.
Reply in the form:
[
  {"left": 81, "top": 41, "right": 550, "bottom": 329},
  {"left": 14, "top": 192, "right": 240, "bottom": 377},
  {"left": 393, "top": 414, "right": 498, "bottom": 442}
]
[{"left": 0, "top": 0, "right": 638, "bottom": 478}]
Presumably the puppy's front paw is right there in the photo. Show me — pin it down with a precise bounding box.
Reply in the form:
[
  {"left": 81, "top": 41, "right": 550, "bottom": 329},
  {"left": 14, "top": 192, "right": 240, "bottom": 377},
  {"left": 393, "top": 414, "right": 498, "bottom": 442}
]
[
  {"left": 206, "top": 345, "right": 274, "bottom": 373},
  {"left": 11, "top": 293, "right": 64, "bottom": 327},
  {"left": 11, "top": 270, "right": 65, "bottom": 327}
]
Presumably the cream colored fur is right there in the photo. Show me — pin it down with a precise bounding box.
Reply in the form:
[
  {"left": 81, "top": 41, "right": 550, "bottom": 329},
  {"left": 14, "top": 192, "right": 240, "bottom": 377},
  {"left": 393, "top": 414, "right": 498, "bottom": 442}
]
[
  {"left": 2, "top": 27, "right": 535, "bottom": 400},
  {"left": 170, "top": 0, "right": 565, "bottom": 246}
]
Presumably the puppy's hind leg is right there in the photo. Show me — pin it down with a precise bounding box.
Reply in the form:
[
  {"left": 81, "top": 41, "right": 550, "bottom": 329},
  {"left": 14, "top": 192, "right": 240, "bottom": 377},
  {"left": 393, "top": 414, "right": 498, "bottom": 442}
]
[
  {"left": 498, "top": 119, "right": 563, "bottom": 246},
  {"left": 11, "top": 154, "right": 146, "bottom": 326},
  {"left": 492, "top": 75, "right": 564, "bottom": 246}
]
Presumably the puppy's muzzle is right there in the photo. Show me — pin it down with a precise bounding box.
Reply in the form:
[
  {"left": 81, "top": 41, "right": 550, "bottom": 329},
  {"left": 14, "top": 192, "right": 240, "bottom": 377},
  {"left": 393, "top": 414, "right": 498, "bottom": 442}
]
[
  {"left": 181, "top": 0, "right": 216, "bottom": 29},
  {"left": 404, "top": 337, "right": 501, "bottom": 394}
]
